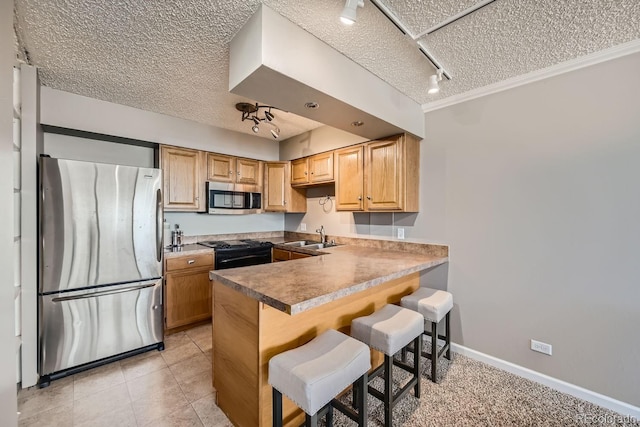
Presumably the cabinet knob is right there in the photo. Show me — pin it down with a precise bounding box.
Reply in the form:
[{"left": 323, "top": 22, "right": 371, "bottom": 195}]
[
  {"left": 311, "top": 172, "right": 314, "bottom": 175},
  {"left": 358, "top": 196, "right": 362, "bottom": 201},
  {"left": 229, "top": 171, "right": 233, "bottom": 175},
  {"left": 284, "top": 200, "right": 287, "bottom": 205},
  {"left": 188, "top": 259, "right": 195, "bottom": 264},
  {"left": 366, "top": 196, "right": 371, "bottom": 200},
  {"left": 237, "top": 171, "right": 240, "bottom": 175},
  {"left": 195, "top": 196, "right": 199, "bottom": 201},
  {"left": 304, "top": 171, "right": 307, "bottom": 175}
]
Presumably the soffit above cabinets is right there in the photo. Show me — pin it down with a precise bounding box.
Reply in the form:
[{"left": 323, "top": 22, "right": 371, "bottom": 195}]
[
  {"left": 13, "top": 0, "right": 640, "bottom": 141},
  {"left": 228, "top": 5, "right": 424, "bottom": 140}
]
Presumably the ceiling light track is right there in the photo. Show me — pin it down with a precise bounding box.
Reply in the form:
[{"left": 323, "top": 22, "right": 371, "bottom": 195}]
[
  {"left": 418, "top": 0, "right": 497, "bottom": 37},
  {"left": 369, "top": 0, "right": 451, "bottom": 80}
]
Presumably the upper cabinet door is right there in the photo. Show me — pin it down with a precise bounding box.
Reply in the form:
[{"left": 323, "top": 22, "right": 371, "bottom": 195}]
[
  {"left": 161, "top": 146, "right": 202, "bottom": 211},
  {"left": 365, "top": 136, "right": 404, "bottom": 211},
  {"left": 309, "top": 152, "right": 334, "bottom": 183},
  {"left": 290, "top": 158, "right": 309, "bottom": 186},
  {"left": 264, "top": 162, "right": 287, "bottom": 211},
  {"left": 207, "top": 153, "right": 235, "bottom": 183},
  {"left": 236, "top": 158, "right": 260, "bottom": 185},
  {"left": 335, "top": 146, "right": 364, "bottom": 211}
]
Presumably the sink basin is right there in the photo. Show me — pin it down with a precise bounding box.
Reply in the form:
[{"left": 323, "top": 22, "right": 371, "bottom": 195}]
[
  {"left": 282, "top": 240, "right": 320, "bottom": 247},
  {"left": 301, "top": 242, "right": 339, "bottom": 250}
]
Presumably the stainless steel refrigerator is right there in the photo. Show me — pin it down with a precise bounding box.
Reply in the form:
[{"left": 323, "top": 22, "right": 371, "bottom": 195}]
[{"left": 39, "top": 156, "right": 164, "bottom": 385}]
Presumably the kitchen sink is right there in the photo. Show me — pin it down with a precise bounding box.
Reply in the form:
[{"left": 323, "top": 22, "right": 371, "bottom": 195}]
[
  {"left": 282, "top": 240, "right": 320, "bottom": 247},
  {"left": 301, "top": 242, "right": 339, "bottom": 250}
]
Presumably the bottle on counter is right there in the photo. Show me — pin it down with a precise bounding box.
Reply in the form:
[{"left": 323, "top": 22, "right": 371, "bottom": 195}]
[{"left": 172, "top": 224, "right": 183, "bottom": 247}]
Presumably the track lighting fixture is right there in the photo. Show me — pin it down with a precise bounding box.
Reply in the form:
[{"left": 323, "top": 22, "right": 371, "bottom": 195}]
[
  {"left": 340, "top": 0, "right": 364, "bottom": 25},
  {"left": 427, "top": 69, "right": 444, "bottom": 94},
  {"left": 236, "top": 102, "right": 284, "bottom": 139}
]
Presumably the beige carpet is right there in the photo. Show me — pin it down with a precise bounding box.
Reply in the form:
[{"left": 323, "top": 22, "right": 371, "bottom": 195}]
[{"left": 329, "top": 350, "right": 639, "bottom": 426}]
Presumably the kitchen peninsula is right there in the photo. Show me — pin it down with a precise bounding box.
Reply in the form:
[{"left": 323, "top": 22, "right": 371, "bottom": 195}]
[{"left": 209, "top": 241, "right": 448, "bottom": 426}]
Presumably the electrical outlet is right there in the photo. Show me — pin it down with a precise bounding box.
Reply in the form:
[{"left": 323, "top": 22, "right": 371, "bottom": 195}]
[
  {"left": 530, "top": 339, "right": 552, "bottom": 355},
  {"left": 397, "top": 228, "right": 405, "bottom": 239},
  {"left": 300, "top": 223, "right": 307, "bottom": 231}
]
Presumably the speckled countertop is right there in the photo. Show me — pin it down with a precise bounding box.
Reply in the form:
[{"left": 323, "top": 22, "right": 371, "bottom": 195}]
[
  {"left": 209, "top": 245, "right": 448, "bottom": 315},
  {"left": 164, "top": 244, "right": 213, "bottom": 258}
]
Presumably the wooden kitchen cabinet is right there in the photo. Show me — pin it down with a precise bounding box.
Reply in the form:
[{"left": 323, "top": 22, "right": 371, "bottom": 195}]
[
  {"left": 161, "top": 145, "right": 205, "bottom": 212},
  {"left": 334, "top": 133, "right": 420, "bottom": 212},
  {"left": 207, "top": 154, "right": 261, "bottom": 188},
  {"left": 272, "top": 248, "right": 292, "bottom": 262},
  {"left": 291, "top": 152, "right": 334, "bottom": 186},
  {"left": 264, "top": 162, "right": 306, "bottom": 212},
  {"left": 164, "top": 253, "right": 214, "bottom": 331},
  {"left": 290, "top": 158, "right": 309, "bottom": 186},
  {"left": 335, "top": 145, "right": 364, "bottom": 211},
  {"left": 272, "top": 248, "right": 312, "bottom": 262}
]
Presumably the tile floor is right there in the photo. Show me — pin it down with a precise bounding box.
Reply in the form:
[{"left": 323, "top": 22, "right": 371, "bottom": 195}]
[{"left": 17, "top": 323, "right": 232, "bottom": 426}]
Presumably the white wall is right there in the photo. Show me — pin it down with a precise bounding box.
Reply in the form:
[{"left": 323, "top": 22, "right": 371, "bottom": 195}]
[
  {"left": 423, "top": 52, "right": 640, "bottom": 407},
  {"left": 43, "top": 133, "right": 154, "bottom": 168},
  {"left": 40, "top": 88, "right": 285, "bottom": 236},
  {"left": 1, "top": 0, "right": 18, "bottom": 424},
  {"left": 40, "top": 87, "right": 280, "bottom": 160}
]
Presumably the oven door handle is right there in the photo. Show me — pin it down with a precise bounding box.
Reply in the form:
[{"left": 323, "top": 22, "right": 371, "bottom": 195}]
[{"left": 218, "top": 254, "right": 267, "bottom": 264}]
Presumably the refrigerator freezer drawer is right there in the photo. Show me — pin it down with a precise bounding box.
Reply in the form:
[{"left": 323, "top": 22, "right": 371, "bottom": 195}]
[{"left": 40, "top": 280, "right": 163, "bottom": 376}]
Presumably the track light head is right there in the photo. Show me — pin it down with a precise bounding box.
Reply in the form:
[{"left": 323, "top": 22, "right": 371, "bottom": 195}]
[
  {"left": 427, "top": 69, "right": 444, "bottom": 94},
  {"left": 340, "top": 0, "right": 364, "bottom": 25},
  {"left": 264, "top": 110, "right": 274, "bottom": 121},
  {"left": 270, "top": 127, "right": 280, "bottom": 139},
  {"left": 252, "top": 124, "right": 260, "bottom": 133}
]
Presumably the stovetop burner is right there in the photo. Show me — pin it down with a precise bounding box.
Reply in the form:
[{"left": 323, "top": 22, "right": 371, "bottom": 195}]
[{"left": 198, "top": 239, "right": 273, "bottom": 251}]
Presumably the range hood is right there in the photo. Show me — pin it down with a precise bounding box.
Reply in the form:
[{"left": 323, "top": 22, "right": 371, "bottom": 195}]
[{"left": 229, "top": 4, "right": 425, "bottom": 140}]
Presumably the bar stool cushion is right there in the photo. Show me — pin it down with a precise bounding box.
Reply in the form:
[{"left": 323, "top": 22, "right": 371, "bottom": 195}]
[
  {"left": 351, "top": 304, "right": 424, "bottom": 356},
  {"left": 401, "top": 287, "right": 453, "bottom": 323},
  {"left": 268, "top": 329, "right": 370, "bottom": 416}
]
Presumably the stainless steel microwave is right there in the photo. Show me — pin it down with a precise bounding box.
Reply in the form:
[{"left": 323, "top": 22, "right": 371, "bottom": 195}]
[{"left": 206, "top": 181, "right": 262, "bottom": 214}]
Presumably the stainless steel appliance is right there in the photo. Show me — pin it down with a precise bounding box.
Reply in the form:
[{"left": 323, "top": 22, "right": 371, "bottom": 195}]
[
  {"left": 198, "top": 239, "right": 273, "bottom": 269},
  {"left": 207, "top": 181, "right": 262, "bottom": 214},
  {"left": 39, "top": 156, "right": 164, "bottom": 386}
]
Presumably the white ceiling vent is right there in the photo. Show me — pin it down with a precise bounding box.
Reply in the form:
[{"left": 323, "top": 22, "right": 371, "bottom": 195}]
[{"left": 229, "top": 4, "right": 425, "bottom": 140}]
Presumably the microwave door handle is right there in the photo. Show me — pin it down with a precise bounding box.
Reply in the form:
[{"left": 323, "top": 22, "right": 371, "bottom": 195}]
[
  {"left": 51, "top": 283, "right": 156, "bottom": 302},
  {"left": 219, "top": 254, "right": 265, "bottom": 264}
]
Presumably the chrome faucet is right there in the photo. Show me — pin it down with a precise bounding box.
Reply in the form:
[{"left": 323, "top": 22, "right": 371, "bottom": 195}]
[{"left": 316, "top": 225, "right": 326, "bottom": 244}]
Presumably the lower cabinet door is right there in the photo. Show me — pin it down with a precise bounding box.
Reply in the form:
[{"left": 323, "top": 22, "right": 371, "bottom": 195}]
[{"left": 165, "top": 268, "right": 212, "bottom": 329}]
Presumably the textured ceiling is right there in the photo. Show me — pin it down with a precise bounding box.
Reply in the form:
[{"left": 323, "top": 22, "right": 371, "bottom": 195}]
[{"left": 13, "top": 0, "right": 640, "bottom": 141}]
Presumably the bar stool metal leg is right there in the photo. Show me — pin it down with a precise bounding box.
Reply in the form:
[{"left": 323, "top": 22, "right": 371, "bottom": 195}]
[
  {"left": 445, "top": 311, "right": 451, "bottom": 360},
  {"left": 384, "top": 355, "right": 393, "bottom": 427},
  {"left": 431, "top": 320, "right": 438, "bottom": 382},
  {"left": 273, "top": 388, "right": 283, "bottom": 427},
  {"left": 413, "top": 335, "right": 421, "bottom": 398}
]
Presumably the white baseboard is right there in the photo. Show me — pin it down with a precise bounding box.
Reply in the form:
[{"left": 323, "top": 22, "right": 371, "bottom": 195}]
[{"left": 451, "top": 343, "right": 640, "bottom": 419}]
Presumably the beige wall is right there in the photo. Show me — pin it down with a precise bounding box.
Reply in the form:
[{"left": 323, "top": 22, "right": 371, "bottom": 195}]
[
  {"left": 282, "top": 51, "right": 640, "bottom": 408},
  {"left": 422, "top": 52, "right": 640, "bottom": 406},
  {"left": 279, "top": 125, "right": 367, "bottom": 160}
]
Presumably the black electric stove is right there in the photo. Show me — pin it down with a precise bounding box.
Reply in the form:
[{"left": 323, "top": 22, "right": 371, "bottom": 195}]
[{"left": 199, "top": 239, "right": 273, "bottom": 269}]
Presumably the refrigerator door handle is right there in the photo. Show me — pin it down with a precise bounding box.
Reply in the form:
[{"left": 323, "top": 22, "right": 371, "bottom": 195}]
[
  {"left": 51, "top": 283, "right": 156, "bottom": 302},
  {"left": 156, "top": 188, "right": 163, "bottom": 262}
]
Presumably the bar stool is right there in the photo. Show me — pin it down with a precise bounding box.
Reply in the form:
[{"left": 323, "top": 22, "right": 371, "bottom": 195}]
[
  {"left": 351, "top": 304, "right": 424, "bottom": 427},
  {"left": 269, "top": 329, "right": 371, "bottom": 426},
  {"left": 400, "top": 287, "right": 453, "bottom": 383}
]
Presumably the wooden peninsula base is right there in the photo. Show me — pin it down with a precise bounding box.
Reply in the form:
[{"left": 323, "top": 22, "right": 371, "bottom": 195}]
[{"left": 212, "top": 272, "right": 420, "bottom": 427}]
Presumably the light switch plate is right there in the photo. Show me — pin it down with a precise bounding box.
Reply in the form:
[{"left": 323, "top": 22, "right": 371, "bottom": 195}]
[
  {"left": 300, "top": 223, "right": 307, "bottom": 231},
  {"left": 397, "top": 228, "right": 405, "bottom": 239}
]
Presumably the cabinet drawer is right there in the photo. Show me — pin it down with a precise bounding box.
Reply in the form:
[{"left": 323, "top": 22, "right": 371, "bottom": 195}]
[
  {"left": 272, "top": 248, "right": 291, "bottom": 262},
  {"left": 166, "top": 253, "right": 214, "bottom": 272}
]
